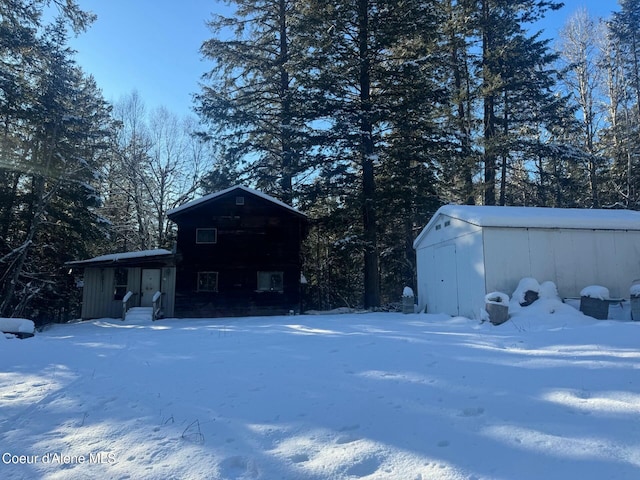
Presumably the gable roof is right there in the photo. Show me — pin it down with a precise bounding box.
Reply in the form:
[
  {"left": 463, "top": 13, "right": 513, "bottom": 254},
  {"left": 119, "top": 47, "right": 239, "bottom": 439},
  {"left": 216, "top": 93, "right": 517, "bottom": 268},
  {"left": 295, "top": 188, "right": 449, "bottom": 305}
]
[
  {"left": 166, "top": 185, "right": 307, "bottom": 219},
  {"left": 414, "top": 205, "right": 640, "bottom": 248}
]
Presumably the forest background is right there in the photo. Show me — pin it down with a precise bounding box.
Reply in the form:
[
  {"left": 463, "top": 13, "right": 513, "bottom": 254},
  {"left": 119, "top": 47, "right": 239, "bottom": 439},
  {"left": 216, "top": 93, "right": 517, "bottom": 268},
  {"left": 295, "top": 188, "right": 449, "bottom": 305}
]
[{"left": 1, "top": 0, "right": 639, "bottom": 322}]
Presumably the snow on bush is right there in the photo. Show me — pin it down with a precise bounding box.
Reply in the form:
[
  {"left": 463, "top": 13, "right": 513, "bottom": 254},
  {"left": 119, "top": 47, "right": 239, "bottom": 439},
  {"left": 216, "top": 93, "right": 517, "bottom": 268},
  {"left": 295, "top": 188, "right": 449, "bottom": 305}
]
[
  {"left": 630, "top": 282, "right": 640, "bottom": 298},
  {"left": 538, "top": 281, "right": 559, "bottom": 300},
  {"left": 580, "top": 285, "right": 610, "bottom": 300},
  {"left": 402, "top": 286, "right": 414, "bottom": 297},
  {"left": 512, "top": 277, "right": 540, "bottom": 305},
  {"left": 485, "top": 291, "right": 509, "bottom": 305}
]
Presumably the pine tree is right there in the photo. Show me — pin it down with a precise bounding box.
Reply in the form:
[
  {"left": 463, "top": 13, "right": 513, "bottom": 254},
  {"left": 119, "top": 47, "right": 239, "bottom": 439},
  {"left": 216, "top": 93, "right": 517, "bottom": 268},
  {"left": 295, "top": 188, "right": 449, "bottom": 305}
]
[
  {"left": 196, "top": 0, "right": 311, "bottom": 204},
  {"left": 0, "top": 13, "right": 112, "bottom": 321},
  {"left": 473, "top": 0, "right": 563, "bottom": 205},
  {"left": 608, "top": 0, "right": 640, "bottom": 208}
]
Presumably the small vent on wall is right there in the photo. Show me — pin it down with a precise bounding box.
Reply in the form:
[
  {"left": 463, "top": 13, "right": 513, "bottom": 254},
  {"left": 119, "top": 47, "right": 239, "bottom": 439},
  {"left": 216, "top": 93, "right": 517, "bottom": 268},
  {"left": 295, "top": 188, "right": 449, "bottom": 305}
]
[{"left": 236, "top": 196, "right": 245, "bottom": 206}]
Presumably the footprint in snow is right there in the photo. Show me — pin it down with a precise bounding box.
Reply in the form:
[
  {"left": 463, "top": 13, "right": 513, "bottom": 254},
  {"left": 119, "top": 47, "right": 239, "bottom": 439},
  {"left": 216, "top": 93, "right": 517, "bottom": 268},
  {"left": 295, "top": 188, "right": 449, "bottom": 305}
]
[
  {"left": 345, "top": 456, "right": 381, "bottom": 478},
  {"left": 336, "top": 434, "right": 359, "bottom": 444},
  {"left": 289, "top": 453, "right": 310, "bottom": 464},
  {"left": 459, "top": 407, "right": 485, "bottom": 417},
  {"left": 219, "top": 456, "right": 258, "bottom": 479}
]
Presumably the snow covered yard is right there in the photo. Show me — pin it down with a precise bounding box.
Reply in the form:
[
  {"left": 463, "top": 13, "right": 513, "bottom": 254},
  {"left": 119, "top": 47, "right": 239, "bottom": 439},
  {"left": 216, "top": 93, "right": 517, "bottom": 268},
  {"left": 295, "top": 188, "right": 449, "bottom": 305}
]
[{"left": 1, "top": 309, "right": 640, "bottom": 480}]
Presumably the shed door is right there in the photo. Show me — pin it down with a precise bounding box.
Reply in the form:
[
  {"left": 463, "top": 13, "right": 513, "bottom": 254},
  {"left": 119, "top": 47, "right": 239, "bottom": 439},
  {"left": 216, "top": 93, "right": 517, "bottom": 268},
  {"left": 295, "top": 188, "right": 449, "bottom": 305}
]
[
  {"left": 141, "top": 269, "right": 161, "bottom": 307},
  {"left": 434, "top": 244, "right": 458, "bottom": 315}
]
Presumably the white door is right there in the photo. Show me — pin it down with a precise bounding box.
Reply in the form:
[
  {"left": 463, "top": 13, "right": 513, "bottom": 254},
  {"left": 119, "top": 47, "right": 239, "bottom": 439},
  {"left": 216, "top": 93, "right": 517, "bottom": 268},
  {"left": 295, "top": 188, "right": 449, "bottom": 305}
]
[
  {"left": 433, "top": 244, "right": 458, "bottom": 315},
  {"left": 141, "top": 269, "right": 161, "bottom": 307}
]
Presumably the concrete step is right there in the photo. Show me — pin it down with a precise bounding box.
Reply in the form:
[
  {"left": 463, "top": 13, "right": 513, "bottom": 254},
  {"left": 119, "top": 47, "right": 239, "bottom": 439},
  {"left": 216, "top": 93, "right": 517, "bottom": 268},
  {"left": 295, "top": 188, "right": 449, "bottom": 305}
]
[{"left": 125, "top": 307, "right": 153, "bottom": 323}]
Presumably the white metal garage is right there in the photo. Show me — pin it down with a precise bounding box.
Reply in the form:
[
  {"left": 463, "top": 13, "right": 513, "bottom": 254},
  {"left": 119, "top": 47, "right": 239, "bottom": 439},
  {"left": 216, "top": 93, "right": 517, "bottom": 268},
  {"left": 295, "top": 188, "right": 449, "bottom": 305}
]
[{"left": 413, "top": 205, "right": 640, "bottom": 319}]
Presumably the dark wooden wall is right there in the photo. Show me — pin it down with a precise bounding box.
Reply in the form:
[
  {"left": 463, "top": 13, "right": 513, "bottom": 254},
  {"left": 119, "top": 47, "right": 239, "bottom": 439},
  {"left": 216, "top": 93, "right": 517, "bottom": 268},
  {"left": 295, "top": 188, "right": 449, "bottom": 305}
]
[{"left": 171, "top": 190, "right": 307, "bottom": 317}]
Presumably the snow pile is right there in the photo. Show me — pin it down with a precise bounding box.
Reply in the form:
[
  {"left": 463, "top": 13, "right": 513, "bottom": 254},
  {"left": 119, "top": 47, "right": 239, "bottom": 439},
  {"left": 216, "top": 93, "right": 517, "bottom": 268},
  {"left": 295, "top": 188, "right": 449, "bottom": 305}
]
[
  {"left": 512, "top": 277, "right": 540, "bottom": 306},
  {"left": 0, "top": 318, "right": 35, "bottom": 338},
  {"left": 506, "top": 279, "right": 583, "bottom": 324},
  {"left": 630, "top": 282, "right": 640, "bottom": 298},
  {"left": 1, "top": 311, "right": 639, "bottom": 479},
  {"left": 580, "top": 285, "right": 610, "bottom": 300},
  {"left": 402, "top": 286, "right": 414, "bottom": 297},
  {"left": 538, "top": 280, "right": 559, "bottom": 299}
]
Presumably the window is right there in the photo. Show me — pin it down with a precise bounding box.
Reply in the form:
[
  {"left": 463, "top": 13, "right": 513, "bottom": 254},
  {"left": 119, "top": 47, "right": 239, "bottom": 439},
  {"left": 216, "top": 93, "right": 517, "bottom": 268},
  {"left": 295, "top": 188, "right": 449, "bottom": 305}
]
[
  {"left": 235, "top": 196, "right": 245, "bottom": 205},
  {"left": 113, "top": 268, "right": 128, "bottom": 300},
  {"left": 196, "top": 228, "right": 217, "bottom": 244},
  {"left": 257, "top": 271, "right": 283, "bottom": 292},
  {"left": 197, "top": 272, "right": 218, "bottom": 292}
]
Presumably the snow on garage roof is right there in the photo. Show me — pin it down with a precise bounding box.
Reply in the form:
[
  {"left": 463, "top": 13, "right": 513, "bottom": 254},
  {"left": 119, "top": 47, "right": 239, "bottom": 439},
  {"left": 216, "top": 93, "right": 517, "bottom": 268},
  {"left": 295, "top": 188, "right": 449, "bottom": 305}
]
[
  {"left": 67, "top": 249, "right": 173, "bottom": 266},
  {"left": 166, "top": 185, "right": 306, "bottom": 218},
  {"left": 414, "top": 205, "right": 640, "bottom": 248}
]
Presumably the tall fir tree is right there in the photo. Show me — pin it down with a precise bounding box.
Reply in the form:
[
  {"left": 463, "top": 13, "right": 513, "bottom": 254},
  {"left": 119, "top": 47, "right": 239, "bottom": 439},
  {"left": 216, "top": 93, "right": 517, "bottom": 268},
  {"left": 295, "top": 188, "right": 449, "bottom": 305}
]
[
  {"left": 473, "top": 0, "right": 563, "bottom": 205},
  {"left": 609, "top": 0, "right": 640, "bottom": 208},
  {"left": 196, "top": 0, "right": 311, "bottom": 204},
  {"left": 0, "top": 11, "right": 112, "bottom": 321}
]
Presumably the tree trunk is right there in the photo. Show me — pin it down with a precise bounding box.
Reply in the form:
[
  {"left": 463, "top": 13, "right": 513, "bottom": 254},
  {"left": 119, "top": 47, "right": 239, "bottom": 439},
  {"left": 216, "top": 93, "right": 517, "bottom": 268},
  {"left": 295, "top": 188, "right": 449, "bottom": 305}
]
[
  {"left": 358, "top": 0, "right": 380, "bottom": 309},
  {"left": 278, "top": 0, "right": 294, "bottom": 205},
  {"left": 482, "top": 0, "right": 497, "bottom": 206}
]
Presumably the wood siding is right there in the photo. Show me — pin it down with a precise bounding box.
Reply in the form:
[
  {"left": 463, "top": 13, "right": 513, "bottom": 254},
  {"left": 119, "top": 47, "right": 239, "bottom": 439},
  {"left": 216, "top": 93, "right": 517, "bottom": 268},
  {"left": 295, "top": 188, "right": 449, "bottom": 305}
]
[
  {"left": 171, "top": 189, "right": 307, "bottom": 317},
  {"left": 80, "top": 265, "right": 176, "bottom": 319}
]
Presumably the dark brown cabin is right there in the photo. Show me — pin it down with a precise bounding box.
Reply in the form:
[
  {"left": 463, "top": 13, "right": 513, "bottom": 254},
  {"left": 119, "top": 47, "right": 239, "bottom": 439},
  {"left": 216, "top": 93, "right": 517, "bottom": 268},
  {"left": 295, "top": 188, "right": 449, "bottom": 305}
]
[
  {"left": 167, "top": 185, "right": 308, "bottom": 317},
  {"left": 69, "top": 186, "right": 308, "bottom": 319}
]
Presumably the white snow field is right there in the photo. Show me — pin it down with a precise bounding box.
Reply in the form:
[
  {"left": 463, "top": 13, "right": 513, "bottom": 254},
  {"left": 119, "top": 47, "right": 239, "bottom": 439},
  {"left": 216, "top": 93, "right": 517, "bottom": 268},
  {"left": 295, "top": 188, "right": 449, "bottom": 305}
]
[{"left": 1, "top": 305, "right": 640, "bottom": 479}]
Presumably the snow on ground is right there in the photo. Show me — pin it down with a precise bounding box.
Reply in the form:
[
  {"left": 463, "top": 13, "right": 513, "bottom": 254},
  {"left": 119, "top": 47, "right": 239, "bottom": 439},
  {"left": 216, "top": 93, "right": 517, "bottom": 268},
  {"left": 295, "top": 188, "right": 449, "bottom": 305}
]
[{"left": 1, "top": 307, "right": 640, "bottom": 479}]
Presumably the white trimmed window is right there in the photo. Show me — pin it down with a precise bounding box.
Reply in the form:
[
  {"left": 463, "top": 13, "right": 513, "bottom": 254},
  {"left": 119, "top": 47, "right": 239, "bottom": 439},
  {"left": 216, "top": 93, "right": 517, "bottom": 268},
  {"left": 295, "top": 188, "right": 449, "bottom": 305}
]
[
  {"left": 196, "top": 228, "right": 217, "bottom": 244},
  {"left": 197, "top": 271, "right": 218, "bottom": 292},
  {"left": 257, "top": 271, "right": 283, "bottom": 292}
]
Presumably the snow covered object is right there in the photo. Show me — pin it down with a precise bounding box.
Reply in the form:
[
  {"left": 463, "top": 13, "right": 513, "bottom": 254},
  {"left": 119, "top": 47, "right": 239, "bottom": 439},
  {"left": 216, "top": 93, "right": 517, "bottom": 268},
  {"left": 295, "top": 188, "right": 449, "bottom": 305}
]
[
  {"left": 0, "top": 318, "right": 35, "bottom": 339},
  {"left": 402, "top": 287, "right": 415, "bottom": 314},
  {"left": 512, "top": 277, "right": 540, "bottom": 306},
  {"left": 484, "top": 292, "right": 510, "bottom": 325},
  {"left": 579, "top": 285, "right": 611, "bottom": 320},
  {"left": 630, "top": 280, "right": 640, "bottom": 321}
]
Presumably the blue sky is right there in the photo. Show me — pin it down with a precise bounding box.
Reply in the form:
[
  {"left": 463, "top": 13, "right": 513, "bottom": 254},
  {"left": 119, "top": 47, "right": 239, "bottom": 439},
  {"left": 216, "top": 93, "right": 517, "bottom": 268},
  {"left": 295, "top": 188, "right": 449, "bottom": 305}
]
[
  {"left": 68, "top": 0, "right": 221, "bottom": 118},
  {"left": 68, "top": 0, "right": 619, "bottom": 120}
]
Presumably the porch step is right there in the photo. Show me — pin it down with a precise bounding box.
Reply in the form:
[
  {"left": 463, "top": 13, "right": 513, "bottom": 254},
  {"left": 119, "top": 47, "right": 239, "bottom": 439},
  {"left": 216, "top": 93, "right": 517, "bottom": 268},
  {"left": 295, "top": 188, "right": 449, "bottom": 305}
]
[{"left": 125, "top": 307, "right": 153, "bottom": 323}]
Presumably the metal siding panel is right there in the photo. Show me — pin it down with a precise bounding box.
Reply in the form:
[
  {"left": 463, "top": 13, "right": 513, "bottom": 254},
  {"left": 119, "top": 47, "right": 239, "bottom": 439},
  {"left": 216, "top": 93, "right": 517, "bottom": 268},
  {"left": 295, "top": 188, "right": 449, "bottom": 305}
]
[
  {"left": 162, "top": 267, "right": 176, "bottom": 317},
  {"left": 84, "top": 268, "right": 116, "bottom": 319},
  {"left": 81, "top": 268, "right": 99, "bottom": 319},
  {"left": 528, "top": 229, "right": 558, "bottom": 286},
  {"left": 433, "top": 244, "right": 458, "bottom": 314},
  {"left": 551, "top": 230, "right": 577, "bottom": 296},
  {"left": 415, "top": 246, "right": 432, "bottom": 312},
  {"left": 457, "top": 231, "right": 486, "bottom": 319},
  {"left": 617, "top": 231, "right": 640, "bottom": 297},
  {"left": 483, "top": 228, "right": 531, "bottom": 294}
]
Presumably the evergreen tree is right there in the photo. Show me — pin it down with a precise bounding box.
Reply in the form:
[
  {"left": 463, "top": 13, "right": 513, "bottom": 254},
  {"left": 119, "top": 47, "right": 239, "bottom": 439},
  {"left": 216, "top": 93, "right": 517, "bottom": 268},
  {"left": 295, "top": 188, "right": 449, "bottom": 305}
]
[
  {"left": 196, "top": 0, "right": 310, "bottom": 204},
  {"left": 473, "top": 0, "right": 563, "bottom": 205},
  {"left": 0, "top": 13, "right": 112, "bottom": 321},
  {"left": 297, "top": 0, "right": 395, "bottom": 308},
  {"left": 608, "top": 0, "right": 640, "bottom": 208}
]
